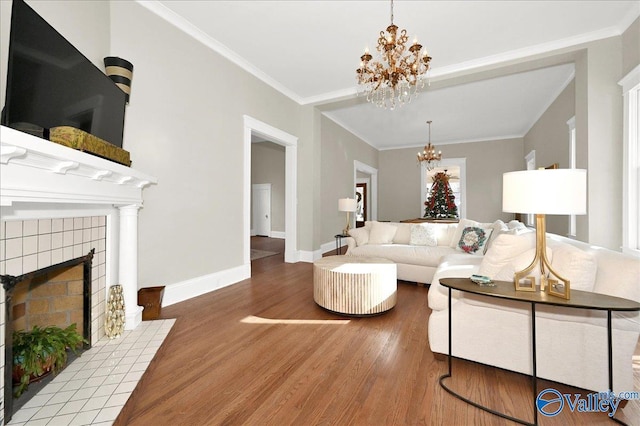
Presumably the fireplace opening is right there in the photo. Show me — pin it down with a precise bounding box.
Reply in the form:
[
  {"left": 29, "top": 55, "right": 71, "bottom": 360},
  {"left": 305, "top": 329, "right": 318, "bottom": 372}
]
[{"left": 0, "top": 250, "right": 93, "bottom": 423}]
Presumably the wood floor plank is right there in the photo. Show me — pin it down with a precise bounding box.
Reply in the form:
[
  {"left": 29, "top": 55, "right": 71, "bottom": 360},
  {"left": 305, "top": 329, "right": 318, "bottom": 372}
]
[{"left": 115, "top": 238, "right": 639, "bottom": 425}]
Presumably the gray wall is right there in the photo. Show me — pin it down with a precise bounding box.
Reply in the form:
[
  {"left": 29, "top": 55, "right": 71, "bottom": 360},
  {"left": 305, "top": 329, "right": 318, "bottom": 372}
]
[
  {"left": 622, "top": 16, "right": 640, "bottom": 77},
  {"left": 251, "top": 142, "right": 285, "bottom": 233},
  {"left": 107, "top": 1, "right": 309, "bottom": 287},
  {"left": 320, "top": 116, "right": 378, "bottom": 244},
  {"left": 580, "top": 37, "right": 624, "bottom": 250},
  {"left": 379, "top": 138, "right": 524, "bottom": 223},
  {"left": 524, "top": 80, "right": 575, "bottom": 236}
]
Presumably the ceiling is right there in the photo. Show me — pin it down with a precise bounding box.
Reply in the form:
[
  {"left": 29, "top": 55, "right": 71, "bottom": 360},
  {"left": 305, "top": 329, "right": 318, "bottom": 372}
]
[{"left": 153, "top": 1, "right": 639, "bottom": 149}]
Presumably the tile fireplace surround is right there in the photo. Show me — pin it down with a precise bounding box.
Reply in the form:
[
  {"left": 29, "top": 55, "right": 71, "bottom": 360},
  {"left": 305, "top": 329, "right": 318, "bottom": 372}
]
[{"left": 1, "top": 125, "right": 157, "bottom": 425}]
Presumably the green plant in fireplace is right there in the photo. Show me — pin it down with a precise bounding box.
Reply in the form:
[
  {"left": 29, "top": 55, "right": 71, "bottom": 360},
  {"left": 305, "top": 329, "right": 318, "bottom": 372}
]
[{"left": 12, "top": 324, "right": 87, "bottom": 397}]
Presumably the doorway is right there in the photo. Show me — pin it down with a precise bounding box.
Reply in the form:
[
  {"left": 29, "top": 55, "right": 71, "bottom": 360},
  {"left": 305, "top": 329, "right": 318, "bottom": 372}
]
[
  {"left": 243, "top": 115, "right": 298, "bottom": 268},
  {"left": 355, "top": 182, "right": 367, "bottom": 228}
]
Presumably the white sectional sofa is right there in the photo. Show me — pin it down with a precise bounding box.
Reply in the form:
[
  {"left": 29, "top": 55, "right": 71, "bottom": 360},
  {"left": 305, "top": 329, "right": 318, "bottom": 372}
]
[
  {"left": 345, "top": 219, "right": 640, "bottom": 394},
  {"left": 344, "top": 219, "right": 507, "bottom": 284}
]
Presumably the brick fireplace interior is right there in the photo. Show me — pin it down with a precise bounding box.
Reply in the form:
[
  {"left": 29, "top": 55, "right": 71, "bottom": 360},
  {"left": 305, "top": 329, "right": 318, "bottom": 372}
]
[{"left": 2, "top": 250, "right": 94, "bottom": 419}]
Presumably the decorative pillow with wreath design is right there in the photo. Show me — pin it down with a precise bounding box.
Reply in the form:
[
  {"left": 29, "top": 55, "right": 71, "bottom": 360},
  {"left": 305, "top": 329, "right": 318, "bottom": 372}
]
[{"left": 457, "top": 226, "right": 493, "bottom": 255}]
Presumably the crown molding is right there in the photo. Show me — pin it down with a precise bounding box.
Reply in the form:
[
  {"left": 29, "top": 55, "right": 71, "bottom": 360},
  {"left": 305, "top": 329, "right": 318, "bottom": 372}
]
[
  {"left": 321, "top": 112, "right": 378, "bottom": 150},
  {"left": 379, "top": 135, "right": 525, "bottom": 152},
  {"left": 522, "top": 69, "right": 576, "bottom": 137},
  {"left": 136, "top": 0, "right": 304, "bottom": 105}
]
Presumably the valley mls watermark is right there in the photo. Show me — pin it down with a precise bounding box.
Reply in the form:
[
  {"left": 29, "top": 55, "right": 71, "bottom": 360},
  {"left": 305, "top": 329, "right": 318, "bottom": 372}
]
[{"left": 536, "top": 388, "right": 640, "bottom": 418}]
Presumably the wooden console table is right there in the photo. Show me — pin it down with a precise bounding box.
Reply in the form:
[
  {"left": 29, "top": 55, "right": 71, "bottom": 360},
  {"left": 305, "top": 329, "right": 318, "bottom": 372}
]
[{"left": 439, "top": 277, "right": 640, "bottom": 426}]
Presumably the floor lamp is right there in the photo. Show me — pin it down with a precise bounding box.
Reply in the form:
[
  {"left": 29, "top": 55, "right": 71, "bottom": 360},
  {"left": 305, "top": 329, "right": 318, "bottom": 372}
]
[
  {"left": 502, "top": 169, "right": 586, "bottom": 299},
  {"left": 339, "top": 198, "right": 357, "bottom": 235}
]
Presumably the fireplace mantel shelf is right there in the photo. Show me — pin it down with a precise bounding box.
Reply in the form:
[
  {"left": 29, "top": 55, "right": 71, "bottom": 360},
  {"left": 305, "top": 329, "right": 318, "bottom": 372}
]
[{"left": 1, "top": 125, "right": 157, "bottom": 207}]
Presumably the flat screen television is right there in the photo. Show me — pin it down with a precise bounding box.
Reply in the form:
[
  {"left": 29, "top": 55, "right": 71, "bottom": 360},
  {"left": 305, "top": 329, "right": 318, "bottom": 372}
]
[{"left": 2, "top": 0, "right": 126, "bottom": 148}]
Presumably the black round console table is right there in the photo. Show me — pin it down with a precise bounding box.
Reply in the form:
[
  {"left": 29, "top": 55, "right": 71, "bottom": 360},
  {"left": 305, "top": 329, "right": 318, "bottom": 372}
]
[{"left": 439, "top": 277, "right": 640, "bottom": 426}]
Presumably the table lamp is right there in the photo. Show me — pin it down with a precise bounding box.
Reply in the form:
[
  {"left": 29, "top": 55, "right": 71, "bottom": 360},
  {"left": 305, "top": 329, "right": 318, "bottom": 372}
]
[
  {"left": 338, "top": 198, "right": 357, "bottom": 235},
  {"left": 502, "top": 169, "right": 586, "bottom": 299}
]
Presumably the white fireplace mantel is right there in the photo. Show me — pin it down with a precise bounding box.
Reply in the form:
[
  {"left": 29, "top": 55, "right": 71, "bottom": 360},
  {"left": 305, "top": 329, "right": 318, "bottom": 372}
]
[
  {"left": 0, "top": 124, "right": 157, "bottom": 331},
  {"left": 1, "top": 125, "right": 156, "bottom": 207}
]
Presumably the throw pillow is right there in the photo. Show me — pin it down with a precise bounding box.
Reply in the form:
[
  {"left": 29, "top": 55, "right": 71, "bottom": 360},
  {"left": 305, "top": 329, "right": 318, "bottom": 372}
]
[
  {"left": 449, "top": 218, "right": 480, "bottom": 248},
  {"left": 368, "top": 221, "right": 397, "bottom": 245},
  {"left": 348, "top": 227, "right": 369, "bottom": 246},
  {"left": 550, "top": 244, "right": 597, "bottom": 292},
  {"left": 392, "top": 223, "right": 412, "bottom": 244},
  {"left": 478, "top": 233, "right": 536, "bottom": 278},
  {"left": 410, "top": 224, "right": 437, "bottom": 246},
  {"left": 456, "top": 226, "right": 493, "bottom": 254},
  {"left": 492, "top": 247, "right": 552, "bottom": 283}
]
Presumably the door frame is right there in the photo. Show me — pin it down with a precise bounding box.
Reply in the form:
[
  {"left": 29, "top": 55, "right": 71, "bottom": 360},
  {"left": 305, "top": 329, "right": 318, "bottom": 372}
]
[{"left": 243, "top": 116, "right": 298, "bottom": 266}]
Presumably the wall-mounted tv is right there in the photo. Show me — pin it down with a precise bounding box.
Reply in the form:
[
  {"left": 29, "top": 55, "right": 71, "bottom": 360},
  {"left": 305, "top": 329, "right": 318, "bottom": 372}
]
[{"left": 2, "top": 0, "right": 126, "bottom": 148}]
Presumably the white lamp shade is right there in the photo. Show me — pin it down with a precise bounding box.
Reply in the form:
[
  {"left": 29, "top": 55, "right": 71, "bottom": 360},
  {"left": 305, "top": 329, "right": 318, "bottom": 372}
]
[
  {"left": 338, "top": 198, "right": 357, "bottom": 212},
  {"left": 503, "top": 169, "right": 587, "bottom": 215}
]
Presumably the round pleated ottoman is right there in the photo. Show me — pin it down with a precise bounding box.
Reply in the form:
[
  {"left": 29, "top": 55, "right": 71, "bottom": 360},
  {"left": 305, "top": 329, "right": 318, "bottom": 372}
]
[{"left": 313, "top": 256, "right": 397, "bottom": 315}]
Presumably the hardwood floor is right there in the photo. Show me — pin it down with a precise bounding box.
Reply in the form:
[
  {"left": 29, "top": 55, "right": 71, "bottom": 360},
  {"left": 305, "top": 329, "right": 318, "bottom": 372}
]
[{"left": 115, "top": 243, "right": 639, "bottom": 425}]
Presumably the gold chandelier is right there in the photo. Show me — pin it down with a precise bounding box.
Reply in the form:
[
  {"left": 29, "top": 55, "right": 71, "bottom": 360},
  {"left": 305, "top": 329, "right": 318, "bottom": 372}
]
[
  {"left": 417, "top": 120, "right": 441, "bottom": 170},
  {"left": 356, "top": 0, "right": 432, "bottom": 109}
]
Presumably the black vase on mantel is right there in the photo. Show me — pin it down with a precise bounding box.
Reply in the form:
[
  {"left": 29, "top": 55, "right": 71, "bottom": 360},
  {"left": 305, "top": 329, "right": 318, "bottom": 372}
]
[{"left": 104, "top": 56, "right": 134, "bottom": 104}]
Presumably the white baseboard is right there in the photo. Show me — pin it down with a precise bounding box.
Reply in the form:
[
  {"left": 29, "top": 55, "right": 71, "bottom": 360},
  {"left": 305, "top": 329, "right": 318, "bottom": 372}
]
[
  {"left": 297, "top": 249, "right": 322, "bottom": 263},
  {"left": 162, "top": 263, "right": 251, "bottom": 307},
  {"left": 250, "top": 229, "right": 285, "bottom": 239}
]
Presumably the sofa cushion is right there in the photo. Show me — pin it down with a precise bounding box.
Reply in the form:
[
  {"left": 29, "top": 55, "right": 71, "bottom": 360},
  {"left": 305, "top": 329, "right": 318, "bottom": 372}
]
[
  {"left": 392, "top": 223, "right": 412, "bottom": 244},
  {"left": 456, "top": 226, "right": 493, "bottom": 255},
  {"left": 550, "top": 243, "right": 597, "bottom": 292},
  {"left": 368, "top": 221, "right": 397, "bottom": 245},
  {"left": 410, "top": 224, "right": 437, "bottom": 246},
  {"left": 348, "top": 244, "right": 457, "bottom": 268},
  {"left": 348, "top": 227, "right": 369, "bottom": 247}
]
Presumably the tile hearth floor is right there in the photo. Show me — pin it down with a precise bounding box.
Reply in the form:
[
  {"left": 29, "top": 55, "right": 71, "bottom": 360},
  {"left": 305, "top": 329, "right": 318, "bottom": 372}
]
[{"left": 8, "top": 319, "right": 175, "bottom": 426}]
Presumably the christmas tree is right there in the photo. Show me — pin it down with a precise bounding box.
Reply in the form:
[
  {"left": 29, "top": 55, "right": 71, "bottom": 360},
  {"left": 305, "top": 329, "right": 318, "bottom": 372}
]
[{"left": 424, "top": 171, "right": 459, "bottom": 219}]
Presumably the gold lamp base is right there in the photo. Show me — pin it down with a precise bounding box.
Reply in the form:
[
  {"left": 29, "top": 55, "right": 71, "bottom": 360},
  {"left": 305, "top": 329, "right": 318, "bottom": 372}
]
[
  {"left": 513, "top": 214, "right": 571, "bottom": 299},
  {"left": 343, "top": 211, "right": 352, "bottom": 236}
]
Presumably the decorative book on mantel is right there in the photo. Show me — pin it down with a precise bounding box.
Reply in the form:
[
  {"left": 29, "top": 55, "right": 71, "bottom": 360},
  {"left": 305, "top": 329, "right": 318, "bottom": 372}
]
[{"left": 49, "top": 126, "right": 131, "bottom": 166}]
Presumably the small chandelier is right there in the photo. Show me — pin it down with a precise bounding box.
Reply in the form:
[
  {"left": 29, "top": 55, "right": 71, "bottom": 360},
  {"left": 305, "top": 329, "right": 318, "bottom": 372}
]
[
  {"left": 417, "top": 120, "right": 441, "bottom": 170},
  {"left": 356, "top": 0, "right": 432, "bottom": 110}
]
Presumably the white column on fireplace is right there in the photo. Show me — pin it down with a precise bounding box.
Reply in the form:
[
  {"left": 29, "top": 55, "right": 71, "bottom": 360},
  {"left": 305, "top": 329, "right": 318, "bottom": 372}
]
[{"left": 119, "top": 204, "right": 143, "bottom": 329}]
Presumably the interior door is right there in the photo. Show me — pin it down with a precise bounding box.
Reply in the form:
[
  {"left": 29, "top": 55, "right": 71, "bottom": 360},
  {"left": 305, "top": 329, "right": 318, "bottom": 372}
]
[{"left": 252, "top": 184, "right": 271, "bottom": 237}]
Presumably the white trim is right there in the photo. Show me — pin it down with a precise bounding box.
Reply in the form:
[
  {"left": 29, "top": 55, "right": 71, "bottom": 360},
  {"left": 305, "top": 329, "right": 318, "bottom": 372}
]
[
  {"left": 243, "top": 115, "right": 298, "bottom": 266},
  {"left": 380, "top": 134, "right": 525, "bottom": 151},
  {"left": 270, "top": 231, "right": 286, "bottom": 239},
  {"left": 522, "top": 70, "right": 575, "bottom": 136},
  {"left": 524, "top": 150, "right": 536, "bottom": 226},
  {"left": 420, "top": 158, "right": 466, "bottom": 219},
  {"left": 619, "top": 65, "right": 640, "bottom": 255},
  {"left": 353, "top": 161, "right": 378, "bottom": 222},
  {"left": 161, "top": 264, "right": 251, "bottom": 307},
  {"left": 297, "top": 249, "right": 322, "bottom": 263},
  {"left": 567, "top": 116, "right": 577, "bottom": 237},
  {"left": 137, "top": 1, "right": 303, "bottom": 104},
  {"left": 429, "top": 27, "right": 621, "bottom": 81},
  {"left": 322, "top": 112, "right": 378, "bottom": 150}
]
